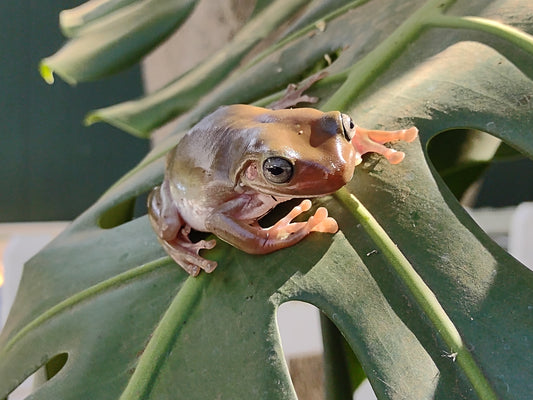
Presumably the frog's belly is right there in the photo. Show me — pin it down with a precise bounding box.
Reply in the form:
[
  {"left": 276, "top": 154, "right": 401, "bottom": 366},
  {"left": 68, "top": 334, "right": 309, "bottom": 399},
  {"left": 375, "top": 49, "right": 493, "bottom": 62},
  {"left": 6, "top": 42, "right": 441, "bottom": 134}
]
[{"left": 176, "top": 198, "right": 212, "bottom": 233}]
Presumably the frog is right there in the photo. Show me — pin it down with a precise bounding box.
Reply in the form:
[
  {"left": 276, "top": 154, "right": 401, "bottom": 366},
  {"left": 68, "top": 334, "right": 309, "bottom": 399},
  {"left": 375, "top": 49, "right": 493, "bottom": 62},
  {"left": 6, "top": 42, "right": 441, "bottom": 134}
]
[{"left": 148, "top": 104, "right": 418, "bottom": 276}]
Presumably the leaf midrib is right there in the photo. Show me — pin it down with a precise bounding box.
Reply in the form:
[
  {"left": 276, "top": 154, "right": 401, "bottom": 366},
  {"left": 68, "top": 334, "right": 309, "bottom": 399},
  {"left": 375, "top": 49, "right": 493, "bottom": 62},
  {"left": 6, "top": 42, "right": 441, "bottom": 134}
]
[
  {"left": 335, "top": 187, "right": 499, "bottom": 400},
  {"left": 0, "top": 257, "right": 173, "bottom": 357}
]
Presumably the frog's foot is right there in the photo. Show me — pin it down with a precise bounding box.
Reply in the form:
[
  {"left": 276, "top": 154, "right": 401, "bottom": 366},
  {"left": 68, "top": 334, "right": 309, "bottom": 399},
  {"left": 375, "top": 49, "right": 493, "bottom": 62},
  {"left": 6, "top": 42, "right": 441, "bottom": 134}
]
[
  {"left": 268, "top": 70, "right": 328, "bottom": 110},
  {"left": 263, "top": 200, "right": 338, "bottom": 249},
  {"left": 160, "top": 226, "right": 217, "bottom": 276},
  {"left": 351, "top": 125, "right": 418, "bottom": 165}
]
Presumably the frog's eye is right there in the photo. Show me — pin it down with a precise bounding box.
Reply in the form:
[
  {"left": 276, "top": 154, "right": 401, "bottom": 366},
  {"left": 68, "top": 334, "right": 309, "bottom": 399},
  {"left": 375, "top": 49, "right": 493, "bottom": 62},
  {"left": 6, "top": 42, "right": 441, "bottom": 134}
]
[
  {"left": 341, "top": 113, "right": 355, "bottom": 141},
  {"left": 263, "top": 157, "right": 293, "bottom": 184}
]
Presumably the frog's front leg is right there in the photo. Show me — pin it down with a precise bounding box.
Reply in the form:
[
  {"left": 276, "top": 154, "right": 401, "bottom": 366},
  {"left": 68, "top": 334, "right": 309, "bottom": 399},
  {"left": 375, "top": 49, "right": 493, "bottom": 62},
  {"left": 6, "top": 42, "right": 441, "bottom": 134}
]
[
  {"left": 352, "top": 125, "right": 418, "bottom": 165},
  {"left": 148, "top": 180, "right": 216, "bottom": 276},
  {"left": 206, "top": 199, "right": 337, "bottom": 255}
]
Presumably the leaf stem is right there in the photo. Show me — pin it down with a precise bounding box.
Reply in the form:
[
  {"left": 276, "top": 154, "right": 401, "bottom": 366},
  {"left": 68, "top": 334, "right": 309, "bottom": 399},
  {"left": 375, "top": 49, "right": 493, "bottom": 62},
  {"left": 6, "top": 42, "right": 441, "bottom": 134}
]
[
  {"left": 334, "top": 188, "right": 498, "bottom": 400},
  {"left": 322, "top": 0, "right": 458, "bottom": 111},
  {"left": 427, "top": 14, "right": 533, "bottom": 55},
  {"left": 246, "top": 0, "right": 372, "bottom": 68},
  {"left": 119, "top": 273, "right": 209, "bottom": 400}
]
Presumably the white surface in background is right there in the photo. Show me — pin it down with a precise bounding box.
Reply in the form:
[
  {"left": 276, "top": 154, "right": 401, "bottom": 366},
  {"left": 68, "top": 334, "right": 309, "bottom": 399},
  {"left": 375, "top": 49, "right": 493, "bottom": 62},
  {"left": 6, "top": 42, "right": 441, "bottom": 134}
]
[
  {"left": 1, "top": 225, "right": 66, "bottom": 400},
  {"left": 277, "top": 301, "right": 323, "bottom": 359},
  {"left": 509, "top": 202, "right": 533, "bottom": 270},
  {"left": 354, "top": 380, "right": 378, "bottom": 400},
  {"left": 277, "top": 301, "right": 377, "bottom": 399}
]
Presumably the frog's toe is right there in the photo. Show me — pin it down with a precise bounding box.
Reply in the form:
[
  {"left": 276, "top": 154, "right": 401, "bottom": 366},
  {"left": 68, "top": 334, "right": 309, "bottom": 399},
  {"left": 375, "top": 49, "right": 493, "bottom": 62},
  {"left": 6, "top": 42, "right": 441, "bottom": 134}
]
[
  {"left": 177, "top": 251, "right": 218, "bottom": 276},
  {"left": 308, "top": 207, "right": 338, "bottom": 234},
  {"left": 383, "top": 149, "right": 405, "bottom": 164},
  {"left": 181, "top": 250, "right": 217, "bottom": 276},
  {"left": 182, "top": 254, "right": 217, "bottom": 275},
  {"left": 160, "top": 238, "right": 218, "bottom": 276},
  {"left": 202, "top": 239, "right": 217, "bottom": 250},
  {"left": 201, "top": 258, "right": 218, "bottom": 273},
  {"left": 402, "top": 127, "right": 419, "bottom": 142},
  {"left": 184, "top": 263, "right": 200, "bottom": 277}
]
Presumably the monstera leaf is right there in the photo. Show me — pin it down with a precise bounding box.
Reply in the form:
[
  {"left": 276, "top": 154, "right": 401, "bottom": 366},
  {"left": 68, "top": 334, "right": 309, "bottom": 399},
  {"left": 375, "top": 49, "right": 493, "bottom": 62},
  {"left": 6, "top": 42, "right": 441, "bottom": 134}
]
[{"left": 1, "top": 0, "right": 533, "bottom": 399}]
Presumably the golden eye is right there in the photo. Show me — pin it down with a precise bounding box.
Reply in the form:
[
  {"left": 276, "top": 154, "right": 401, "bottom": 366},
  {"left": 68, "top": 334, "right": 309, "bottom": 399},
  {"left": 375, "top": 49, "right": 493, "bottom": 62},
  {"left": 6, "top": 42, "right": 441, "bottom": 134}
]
[
  {"left": 263, "top": 157, "right": 293, "bottom": 184},
  {"left": 341, "top": 113, "right": 355, "bottom": 141}
]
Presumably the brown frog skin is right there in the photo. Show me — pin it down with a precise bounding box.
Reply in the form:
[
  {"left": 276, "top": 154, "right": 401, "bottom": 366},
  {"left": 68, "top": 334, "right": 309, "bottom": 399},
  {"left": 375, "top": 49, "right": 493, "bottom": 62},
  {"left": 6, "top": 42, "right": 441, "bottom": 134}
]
[{"left": 148, "top": 105, "right": 418, "bottom": 276}]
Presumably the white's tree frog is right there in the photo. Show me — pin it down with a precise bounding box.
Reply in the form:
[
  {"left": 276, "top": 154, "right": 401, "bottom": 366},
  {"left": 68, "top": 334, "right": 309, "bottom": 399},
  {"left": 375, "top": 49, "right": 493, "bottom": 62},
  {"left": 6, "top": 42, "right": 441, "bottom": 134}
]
[{"left": 148, "top": 105, "right": 417, "bottom": 276}]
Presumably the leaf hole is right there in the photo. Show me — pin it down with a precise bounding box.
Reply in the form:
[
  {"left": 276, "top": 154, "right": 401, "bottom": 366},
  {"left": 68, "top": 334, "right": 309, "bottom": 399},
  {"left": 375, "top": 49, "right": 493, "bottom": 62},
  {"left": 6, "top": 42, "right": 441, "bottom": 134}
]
[
  {"left": 98, "top": 191, "right": 150, "bottom": 229},
  {"left": 277, "top": 301, "right": 324, "bottom": 398},
  {"left": 427, "top": 129, "right": 533, "bottom": 207},
  {"left": 277, "top": 303, "right": 377, "bottom": 399},
  {"left": 427, "top": 129, "right": 501, "bottom": 205},
  {"left": 300, "top": 47, "right": 343, "bottom": 78},
  {"left": 7, "top": 352, "right": 68, "bottom": 399},
  {"left": 277, "top": 301, "right": 324, "bottom": 360},
  {"left": 44, "top": 352, "right": 68, "bottom": 380}
]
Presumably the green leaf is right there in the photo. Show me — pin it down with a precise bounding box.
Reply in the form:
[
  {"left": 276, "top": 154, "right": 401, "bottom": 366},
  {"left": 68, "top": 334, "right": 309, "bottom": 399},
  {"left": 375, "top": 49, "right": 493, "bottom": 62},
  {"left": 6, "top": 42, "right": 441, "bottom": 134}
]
[
  {"left": 59, "top": 0, "right": 140, "bottom": 37},
  {"left": 2, "top": 0, "right": 533, "bottom": 399},
  {"left": 84, "top": 0, "right": 315, "bottom": 138},
  {"left": 40, "top": 0, "right": 199, "bottom": 84}
]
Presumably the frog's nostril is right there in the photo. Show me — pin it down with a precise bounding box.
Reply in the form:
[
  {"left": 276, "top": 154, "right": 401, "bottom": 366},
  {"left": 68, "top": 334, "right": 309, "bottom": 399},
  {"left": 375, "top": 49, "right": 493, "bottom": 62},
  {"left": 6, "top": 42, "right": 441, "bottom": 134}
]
[{"left": 320, "top": 114, "right": 341, "bottom": 137}]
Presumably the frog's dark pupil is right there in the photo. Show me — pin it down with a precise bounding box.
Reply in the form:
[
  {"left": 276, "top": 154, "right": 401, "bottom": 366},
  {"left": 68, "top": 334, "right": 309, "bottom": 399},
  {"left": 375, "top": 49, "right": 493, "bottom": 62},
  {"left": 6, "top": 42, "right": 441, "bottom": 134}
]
[{"left": 269, "top": 166, "right": 284, "bottom": 175}]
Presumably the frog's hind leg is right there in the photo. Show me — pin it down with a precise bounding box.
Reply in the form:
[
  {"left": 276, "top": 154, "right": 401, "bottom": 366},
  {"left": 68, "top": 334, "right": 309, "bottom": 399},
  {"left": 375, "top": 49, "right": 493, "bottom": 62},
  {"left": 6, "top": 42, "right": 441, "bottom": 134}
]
[
  {"left": 147, "top": 180, "right": 181, "bottom": 241},
  {"left": 148, "top": 182, "right": 217, "bottom": 276}
]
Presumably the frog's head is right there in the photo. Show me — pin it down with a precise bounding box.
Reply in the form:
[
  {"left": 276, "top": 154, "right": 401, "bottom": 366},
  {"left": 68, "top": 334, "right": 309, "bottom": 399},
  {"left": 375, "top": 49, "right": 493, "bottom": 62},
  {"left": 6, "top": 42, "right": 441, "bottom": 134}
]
[{"left": 230, "top": 105, "right": 357, "bottom": 197}]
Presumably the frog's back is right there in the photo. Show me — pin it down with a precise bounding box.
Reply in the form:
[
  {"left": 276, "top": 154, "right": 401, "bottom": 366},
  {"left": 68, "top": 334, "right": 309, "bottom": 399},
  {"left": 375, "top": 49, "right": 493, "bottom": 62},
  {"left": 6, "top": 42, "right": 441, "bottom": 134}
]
[
  {"left": 172, "top": 106, "right": 260, "bottom": 183},
  {"left": 167, "top": 107, "right": 259, "bottom": 213}
]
